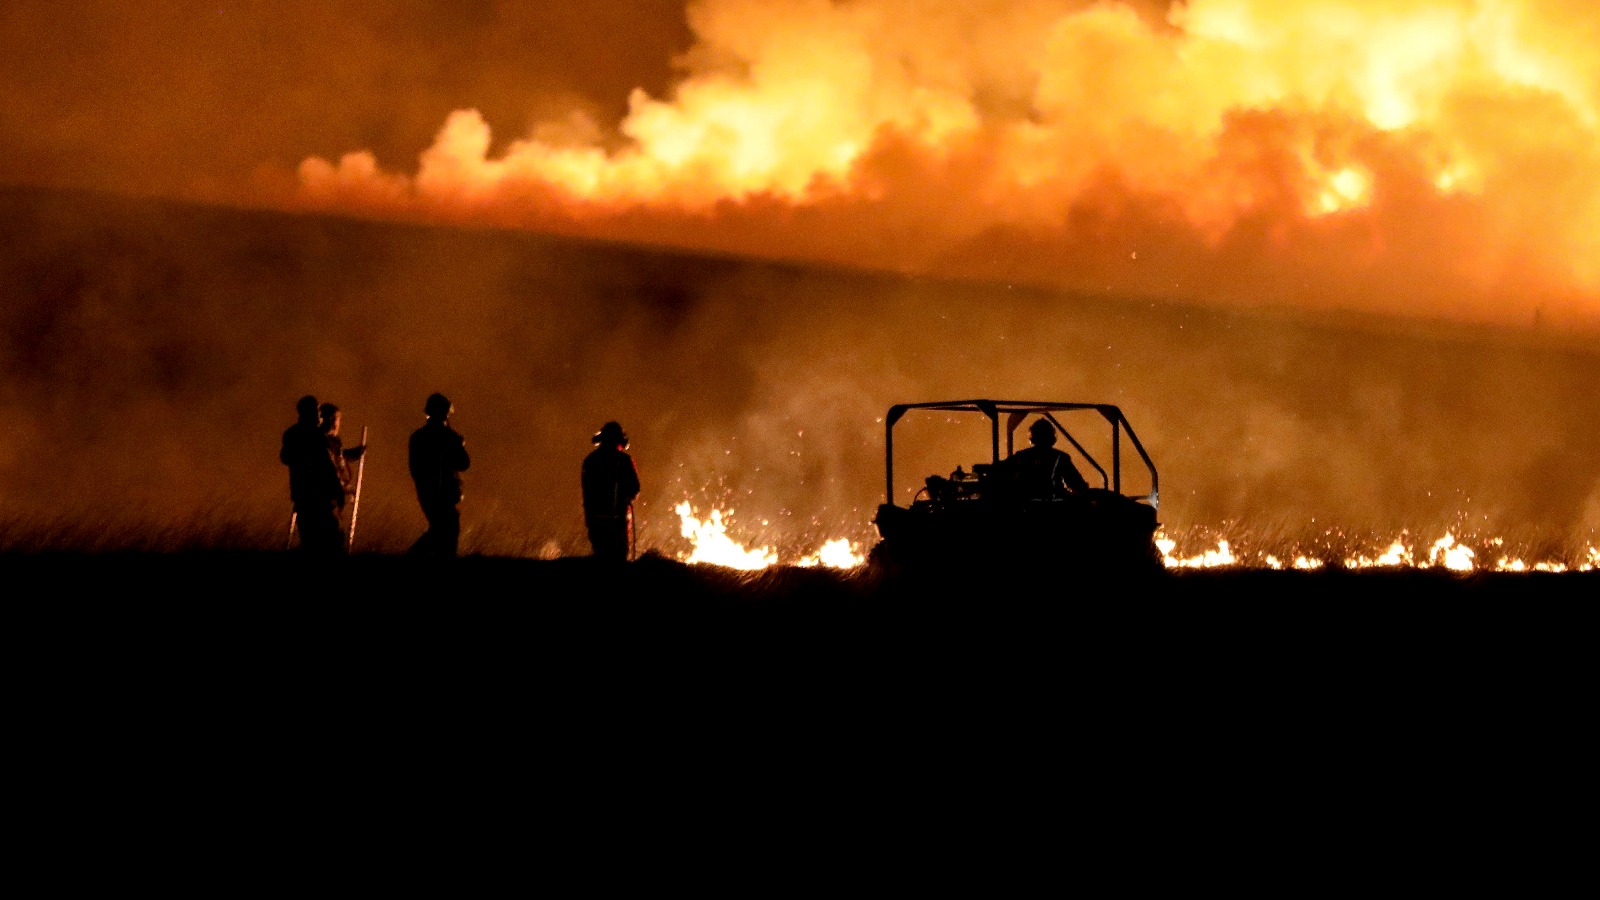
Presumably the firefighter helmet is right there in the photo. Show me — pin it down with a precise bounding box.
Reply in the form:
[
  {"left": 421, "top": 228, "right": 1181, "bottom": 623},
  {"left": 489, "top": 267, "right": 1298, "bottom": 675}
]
[
  {"left": 593, "top": 421, "right": 628, "bottom": 448},
  {"left": 425, "top": 393, "right": 452, "bottom": 418}
]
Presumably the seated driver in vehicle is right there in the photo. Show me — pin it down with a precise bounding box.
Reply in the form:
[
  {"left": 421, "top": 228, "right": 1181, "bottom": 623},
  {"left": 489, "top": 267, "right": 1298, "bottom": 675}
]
[{"left": 1003, "top": 419, "right": 1089, "bottom": 500}]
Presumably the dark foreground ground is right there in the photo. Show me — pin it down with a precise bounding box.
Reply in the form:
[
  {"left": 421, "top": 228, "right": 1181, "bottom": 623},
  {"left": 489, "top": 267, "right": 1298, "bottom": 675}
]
[
  {"left": 10, "top": 550, "right": 1596, "bottom": 874},
  {"left": 13, "top": 546, "right": 1595, "bottom": 677},
  {"left": 14, "top": 547, "right": 1596, "bottom": 715}
]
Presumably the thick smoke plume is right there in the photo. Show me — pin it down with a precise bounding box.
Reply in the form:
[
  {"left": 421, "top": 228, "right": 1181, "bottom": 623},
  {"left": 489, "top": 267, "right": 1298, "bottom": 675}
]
[{"left": 286, "top": 0, "right": 1600, "bottom": 330}]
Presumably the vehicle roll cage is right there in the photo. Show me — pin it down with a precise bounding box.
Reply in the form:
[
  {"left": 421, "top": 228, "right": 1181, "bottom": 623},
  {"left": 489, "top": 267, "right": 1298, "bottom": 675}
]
[{"left": 883, "top": 399, "right": 1159, "bottom": 511}]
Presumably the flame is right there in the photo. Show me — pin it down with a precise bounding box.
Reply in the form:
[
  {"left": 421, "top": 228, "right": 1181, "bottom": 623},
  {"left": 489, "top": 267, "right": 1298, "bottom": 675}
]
[
  {"left": 795, "top": 538, "right": 867, "bottom": 569},
  {"left": 1427, "top": 531, "right": 1476, "bottom": 571},
  {"left": 675, "top": 500, "right": 777, "bottom": 569},
  {"left": 1158, "top": 536, "right": 1239, "bottom": 568},
  {"left": 1262, "top": 555, "right": 1327, "bottom": 570},
  {"left": 673, "top": 499, "right": 863, "bottom": 569},
  {"left": 290, "top": 0, "right": 1600, "bottom": 321},
  {"left": 670, "top": 509, "right": 1589, "bottom": 574},
  {"left": 1347, "top": 540, "right": 1415, "bottom": 568},
  {"left": 1155, "top": 528, "right": 1596, "bottom": 572}
]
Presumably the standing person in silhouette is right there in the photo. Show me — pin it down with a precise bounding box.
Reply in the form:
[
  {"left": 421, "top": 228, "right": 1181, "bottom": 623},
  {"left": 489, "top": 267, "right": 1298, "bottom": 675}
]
[
  {"left": 582, "top": 421, "right": 640, "bottom": 562},
  {"left": 319, "top": 403, "right": 367, "bottom": 545},
  {"left": 407, "top": 393, "right": 470, "bottom": 557},
  {"left": 1005, "top": 418, "right": 1089, "bottom": 500},
  {"left": 281, "top": 394, "right": 343, "bottom": 555}
]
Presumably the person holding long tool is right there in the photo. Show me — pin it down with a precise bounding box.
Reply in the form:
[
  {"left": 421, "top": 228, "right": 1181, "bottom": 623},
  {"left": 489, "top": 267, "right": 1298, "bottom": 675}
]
[
  {"left": 319, "top": 402, "right": 367, "bottom": 552},
  {"left": 281, "top": 394, "right": 344, "bottom": 555},
  {"left": 582, "top": 420, "right": 640, "bottom": 562}
]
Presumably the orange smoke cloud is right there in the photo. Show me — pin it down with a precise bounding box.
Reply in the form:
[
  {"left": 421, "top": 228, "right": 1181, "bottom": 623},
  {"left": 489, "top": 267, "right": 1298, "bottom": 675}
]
[{"left": 292, "top": 0, "right": 1600, "bottom": 327}]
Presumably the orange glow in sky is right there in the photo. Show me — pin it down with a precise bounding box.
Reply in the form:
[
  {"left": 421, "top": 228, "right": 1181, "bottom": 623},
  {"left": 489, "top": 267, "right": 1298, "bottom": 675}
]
[{"left": 293, "top": 0, "right": 1600, "bottom": 327}]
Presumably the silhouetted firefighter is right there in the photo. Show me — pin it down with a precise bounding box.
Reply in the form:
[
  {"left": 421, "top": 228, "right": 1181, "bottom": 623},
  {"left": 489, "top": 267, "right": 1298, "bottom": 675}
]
[
  {"left": 1003, "top": 418, "right": 1089, "bottom": 500},
  {"left": 407, "top": 393, "right": 470, "bottom": 558},
  {"left": 320, "top": 402, "right": 367, "bottom": 548},
  {"left": 582, "top": 421, "right": 640, "bottom": 562},
  {"left": 281, "top": 394, "right": 344, "bottom": 555}
]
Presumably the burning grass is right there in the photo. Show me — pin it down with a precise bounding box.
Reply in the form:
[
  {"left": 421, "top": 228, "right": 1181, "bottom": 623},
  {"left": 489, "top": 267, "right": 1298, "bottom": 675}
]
[
  {"left": 1154, "top": 523, "right": 1599, "bottom": 573},
  {"left": 2, "top": 498, "right": 1595, "bottom": 577}
]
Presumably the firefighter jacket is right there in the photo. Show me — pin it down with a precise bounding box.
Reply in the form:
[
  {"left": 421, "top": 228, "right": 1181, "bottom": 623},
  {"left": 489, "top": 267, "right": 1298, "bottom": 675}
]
[
  {"left": 1005, "top": 445, "right": 1089, "bottom": 499},
  {"left": 281, "top": 420, "right": 342, "bottom": 509},
  {"left": 409, "top": 419, "right": 470, "bottom": 506},
  {"left": 582, "top": 446, "right": 640, "bottom": 520}
]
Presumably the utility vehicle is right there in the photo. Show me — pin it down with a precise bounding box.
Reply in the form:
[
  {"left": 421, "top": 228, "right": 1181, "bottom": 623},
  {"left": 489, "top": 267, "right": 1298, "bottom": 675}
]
[{"left": 869, "top": 399, "right": 1163, "bottom": 574}]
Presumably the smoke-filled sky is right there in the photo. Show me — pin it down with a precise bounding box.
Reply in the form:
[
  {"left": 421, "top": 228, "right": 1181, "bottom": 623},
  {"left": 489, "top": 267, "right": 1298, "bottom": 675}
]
[
  {"left": 5, "top": 1, "right": 1600, "bottom": 562},
  {"left": 0, "top": 1, "right": 691, "bottom": 194},
  {"left": 6, "top": 0, "right": 1600, "bottom": 329}
]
